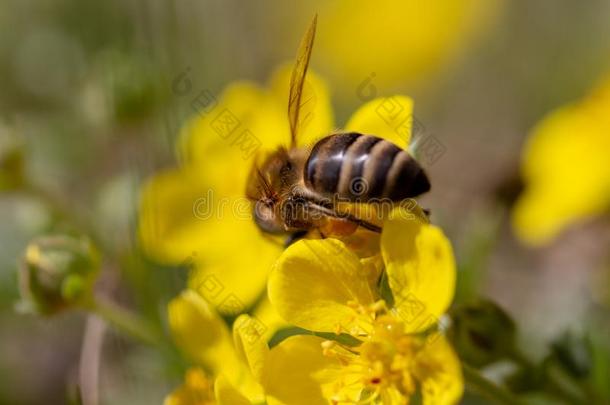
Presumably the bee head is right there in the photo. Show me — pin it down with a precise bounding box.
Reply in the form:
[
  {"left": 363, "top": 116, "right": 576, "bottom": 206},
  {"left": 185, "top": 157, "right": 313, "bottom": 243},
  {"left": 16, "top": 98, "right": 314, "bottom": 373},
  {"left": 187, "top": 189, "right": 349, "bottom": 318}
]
[
  {"left": 246, "top": 149, "right": 285, "bottom": 234},
  {"left": 252, "top": 169, "right": 287, "bottom": 234},
  {"left": 247, "top": 147, "right": 304, "bottom": 234}
]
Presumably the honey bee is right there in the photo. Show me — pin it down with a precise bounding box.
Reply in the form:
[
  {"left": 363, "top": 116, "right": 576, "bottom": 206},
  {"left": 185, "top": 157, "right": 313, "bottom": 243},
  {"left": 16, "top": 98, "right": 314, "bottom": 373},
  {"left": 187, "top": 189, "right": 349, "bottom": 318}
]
[{"left": 247, "top": 15, "right": 430, "bottom": 240}]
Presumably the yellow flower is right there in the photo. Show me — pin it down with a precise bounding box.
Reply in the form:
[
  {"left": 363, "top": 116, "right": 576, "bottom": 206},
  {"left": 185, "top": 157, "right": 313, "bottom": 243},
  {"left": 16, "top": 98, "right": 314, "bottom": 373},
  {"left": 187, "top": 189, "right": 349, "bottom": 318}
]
[
  {"left": 139, "top": 63, "right": 420, "bottom": 313},
  {"left": 165, "top": 290, "right": 273, "bottom": 404},
  {"left": 165, "top": 367, "right": 215, "bottom": 405},
  {"left": 279, "top": 0, "right": 501, "bottom": 92},
  {"left": 512, "top": 75, "right": 610, "bottom": 245},
  {"left": 264, "top": 211, "right": 462, "bottom": 404},
  {"left": 164, "top": 369, "right": 251, "bottom": 405}
]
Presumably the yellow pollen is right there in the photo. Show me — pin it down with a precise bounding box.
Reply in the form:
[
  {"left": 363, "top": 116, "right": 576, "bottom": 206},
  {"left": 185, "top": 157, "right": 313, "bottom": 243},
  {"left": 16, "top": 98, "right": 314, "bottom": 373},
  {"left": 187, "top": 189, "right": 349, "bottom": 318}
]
[{"left": 324, "top": 311, "right": 427, "bottom": 402}]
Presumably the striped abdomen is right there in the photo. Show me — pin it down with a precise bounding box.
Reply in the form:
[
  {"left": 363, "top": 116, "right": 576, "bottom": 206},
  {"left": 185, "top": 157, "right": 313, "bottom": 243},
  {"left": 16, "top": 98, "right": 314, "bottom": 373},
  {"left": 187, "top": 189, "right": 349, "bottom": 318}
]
[{"left": 304, "top": 132, "right": 430, "bottom": 201}]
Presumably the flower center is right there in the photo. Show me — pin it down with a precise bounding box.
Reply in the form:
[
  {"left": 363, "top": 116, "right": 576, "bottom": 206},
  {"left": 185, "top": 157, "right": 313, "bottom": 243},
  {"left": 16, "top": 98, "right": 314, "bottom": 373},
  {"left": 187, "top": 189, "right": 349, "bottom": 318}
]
[
  {"left": 358, "top": 315, "right": 422, "bottom": 397},
  {"left": 322, "top": 303, "right": 425, "bottom": 403}
]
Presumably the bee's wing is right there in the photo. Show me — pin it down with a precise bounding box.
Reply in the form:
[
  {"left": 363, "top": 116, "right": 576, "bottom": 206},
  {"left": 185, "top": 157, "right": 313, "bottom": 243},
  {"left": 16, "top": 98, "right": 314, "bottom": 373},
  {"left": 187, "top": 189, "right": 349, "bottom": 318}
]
[{"left": 288, "top": 15, "right": 317, "bottom": 147}]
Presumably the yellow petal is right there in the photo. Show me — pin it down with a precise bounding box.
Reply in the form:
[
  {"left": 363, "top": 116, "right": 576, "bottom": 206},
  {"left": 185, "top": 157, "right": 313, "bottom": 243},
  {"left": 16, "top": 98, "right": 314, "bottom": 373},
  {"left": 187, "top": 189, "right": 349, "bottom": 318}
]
[
  {"left": 187, "top": 215, "right": 282, "bottom": 314},
  {"left": 167, "top": 291, "right": 239, "bottom": 374},
  {"left": 315, "top": 0, "right": 501, "bottom": 90},
  {"left": 140, "top": 166, "right": 281, "bottom": 311},
  {"left": 378, "top": 387, "right": 410, "bottom": 405},
  {"left": 381, "top": 209, "right": 456, "bottom": 333},
  {"left": 262, "top": 335, "right": 341, "bottom": 405},
  {"left": 215, "top": 375, "right": 252, "bottom": 405},
  {"left": 233, "top": 314, "right": 269, "bottom": 382},
  {"left": 251, "top": 296, "right": 291, "bottom": 342},
  {"left": 415, "top": 335, "right": 464, "bottom": 405},
  {"left": 513, "top": 81, "right": 610, "bottom": 245},
  {"left": 177, "top": 82, "right": 288, "bottom": 169},
  {"left": 268, "top": 238, "right": 374, "bottom": 334},
  {"left": 168, "top": 291, "right": 263, "bottom": 399},
  {"left": 345, "top": 95, "right": 414, "bottom": 149},
  {"left": 138, "top": 167, "right": 211, "bottom": 264},
  {"left": 268, "top": 64, "right": 335, "bottom": 148}
]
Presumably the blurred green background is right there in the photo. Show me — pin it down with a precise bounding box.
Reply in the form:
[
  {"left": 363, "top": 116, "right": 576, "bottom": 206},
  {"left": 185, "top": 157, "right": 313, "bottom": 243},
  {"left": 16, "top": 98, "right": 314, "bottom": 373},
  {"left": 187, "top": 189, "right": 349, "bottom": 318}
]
[{"left": 1, "top": 1, "right": 609, "bottom": 404}]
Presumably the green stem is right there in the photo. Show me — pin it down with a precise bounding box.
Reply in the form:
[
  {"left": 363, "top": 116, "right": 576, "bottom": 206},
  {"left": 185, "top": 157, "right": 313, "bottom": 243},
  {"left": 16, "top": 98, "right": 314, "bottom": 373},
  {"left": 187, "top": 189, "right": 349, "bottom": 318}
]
[
  {"left": 84, "top": 298, "right": 162, "bottom": 346},
  {"left": 462, "top": 364, "right": 525, "bottom": 405}
]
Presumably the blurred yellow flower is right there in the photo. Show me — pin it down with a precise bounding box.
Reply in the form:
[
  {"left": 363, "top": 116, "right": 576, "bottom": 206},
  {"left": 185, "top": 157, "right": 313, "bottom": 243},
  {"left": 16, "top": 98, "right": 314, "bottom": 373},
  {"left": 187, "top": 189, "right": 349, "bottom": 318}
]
[
  {"left": 166, "top": 290, "right": 271, "bottom": 404},
  {"left": 139, "top": 63, "right": 420, "bottom": 313},
  {"left": 285, "top": 0, "right": 501, "bottom": 92},
  {"left": 165, "top": 369, "right": 252, "bottom": 405},
  {"left": 165, "top": 368, "right": 218, "bottom": 405},
  {"left": 513, "top": 75, "right": 610, "bottom": 245},
  {"left": 263, "top": 212, "right": 462, "bottom": 404}
]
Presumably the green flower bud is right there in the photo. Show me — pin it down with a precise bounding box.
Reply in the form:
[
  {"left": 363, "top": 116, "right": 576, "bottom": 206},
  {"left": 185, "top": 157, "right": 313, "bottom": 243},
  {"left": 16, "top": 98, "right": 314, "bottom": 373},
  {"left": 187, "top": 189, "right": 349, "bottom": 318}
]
[
  {"left": 448, "top": 299, "right": 517, "bottom": 367},
  {"left": 18, "top": 235, "right": 100, "bottom": 315}
]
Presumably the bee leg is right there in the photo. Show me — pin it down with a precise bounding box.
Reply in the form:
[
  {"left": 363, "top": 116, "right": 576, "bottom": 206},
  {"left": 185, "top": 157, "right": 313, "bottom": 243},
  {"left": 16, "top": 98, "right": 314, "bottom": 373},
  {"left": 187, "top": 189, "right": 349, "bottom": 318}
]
[
  {"left": 305, "top": 201, "right": 382, "bottom": 233},
  {"left": 284, "top": 230, "right": 309, "bottom": 247},
  {"left": 354, "top": 218, "right": 382, "bottom": 233}
]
